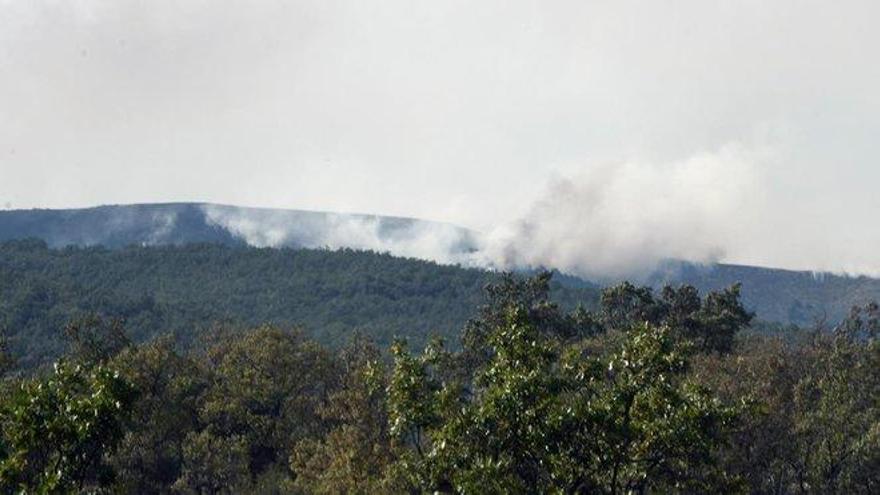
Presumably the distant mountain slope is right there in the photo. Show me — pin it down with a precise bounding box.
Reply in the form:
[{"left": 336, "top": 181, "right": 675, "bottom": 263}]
[
  {"left": 644, "top": 261, "right": 879, "bottom": 327},
  {"left": 0, "top": 240, "right": 597, "bottom": 369},
  {"left": 2, "top": 203, "right": 879, "bottom": 330},
  {"left": 0, "top": 203, "right": 240, "bottom": 247},
  {"left": 526, "top": 262, "right": 880, "bottom": 330},
  {"left": 0, "top": 203, "right": 480, "bottom": 260}
]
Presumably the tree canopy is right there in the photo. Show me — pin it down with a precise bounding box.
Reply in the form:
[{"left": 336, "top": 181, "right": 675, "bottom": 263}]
[{"left": 0, "top": 270, "right": 876, "bottom": 493}]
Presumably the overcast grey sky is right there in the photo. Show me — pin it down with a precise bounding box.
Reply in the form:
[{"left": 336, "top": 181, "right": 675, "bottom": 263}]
[{"left": 1, "top": 1, "right": 879, "bottom": 274}]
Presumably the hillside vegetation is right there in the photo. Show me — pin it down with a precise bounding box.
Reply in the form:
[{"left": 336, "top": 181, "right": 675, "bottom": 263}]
[
  {"left": 4, "top": 204, "right": 880, "bottom": 330},
  {"left": 0, "top": 240, "right": 597, "bottom": 368},
  {"left": 1, "top": 271, "right": 876, "bottom": 493},
  {"left": 650, "top": 261, "right": 880, "bottom": 327},
  {"left": 0, "top": 203, "right": 478, "bottom": 252}
]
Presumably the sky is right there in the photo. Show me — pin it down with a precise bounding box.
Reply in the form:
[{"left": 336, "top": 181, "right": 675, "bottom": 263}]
[{"left": 1, "top": 1, "right": 879, "bottom": 276}]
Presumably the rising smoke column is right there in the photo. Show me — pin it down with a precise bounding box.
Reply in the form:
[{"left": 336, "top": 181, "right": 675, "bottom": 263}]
[
  {"left": 200, "top": 204, "right": 480, "bottom": 265},
  {"left": 478, "top": 144, "right": 768, "bottom": 280},
  {"left": 200, "top": 144, "right": 768, "bottom": 281}
]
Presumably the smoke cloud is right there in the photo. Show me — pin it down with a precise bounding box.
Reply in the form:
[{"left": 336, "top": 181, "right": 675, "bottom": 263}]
[
  {"left": 201, "top": 204, "right": 479, "bottom": 265},
  {"left": 2, "top": 1, "right": 880, "bottom": 276},
  {"left": 198, "top": 144, "right": 766, "bottom": 281},
  {"left": 475, "top": 144, "right": 766, "bottom": 279}
]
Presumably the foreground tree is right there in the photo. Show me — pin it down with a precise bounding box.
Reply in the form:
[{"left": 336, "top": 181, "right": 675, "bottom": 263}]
[
  {"left": 461, "top": 271, "right": 600, "bottom": 374},
  {"left": 174, "top": 326, "right": 338, "bottom": 492},
  {"left": 790, "top": 306, "right": 880, "bottom": 493},
  {"left": 601, "top": 282, "right": 753, "bottom": 353},
  {"left": 696, "top": 304, "right": 880, "bottom": 494},
  {"left": 290, "top": 335, "right": 394, "bottom": 493},
  {"left": 695, "top": 335, "right": 809, "bottom": 493},
  {"left": 388, "top": 306, "right": 739, "bottom": 493},
  {"left": 1, "top": 270, "right": 873, "bottom": 493},
  {"left": 108, "top": 338, "right": 208, "bottom": 493},
  {"left": 0, "top": 361, "right": 135, "bottom": 492}
]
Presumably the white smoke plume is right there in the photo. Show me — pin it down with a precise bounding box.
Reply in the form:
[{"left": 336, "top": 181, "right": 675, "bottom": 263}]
[
  {"left": 196, "top": 144, "right": 767, "bottom": 281},
  {"left": 476, "top": 144, "right": 767, "bottom": 280},
  {"left": 200, "top": 204, "right": 478, "bottom": 265},
  {"left": 145, "top": 210, "right": 178, "bottom": 245}
]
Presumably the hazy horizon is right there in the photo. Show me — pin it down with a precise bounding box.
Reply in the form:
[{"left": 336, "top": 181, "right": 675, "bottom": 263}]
[{"left": 2, "top": 1, "right": 879, "bottom": 276}]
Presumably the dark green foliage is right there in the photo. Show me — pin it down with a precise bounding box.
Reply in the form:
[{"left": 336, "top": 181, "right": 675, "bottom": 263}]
[
  {"left": 109, "top": 338, "right": 208, "bottom": 493},
  {"left": 0, "top": 327, "right": 14, "bottom": 377},
  {"left": 387, "top": 301, "right": 740, "bottom": 493},
  {"left": 0, "top": 257, "right": 876, "bottom": 493},
  {"left": 694, "top": 304, "right": 880, "bottom": 494},
  {"left": 651, "top": 261, "right": 880, "bottom": 328},
  {"left": 600, "top": 282, "right": 753, "bottom": 353},
  {"left": 790, "top": 308, "right": 880, "bottom": 493},
  {"left": 63, "top": 314, "right": 131, "bottom": 364},
  {"left": 461, "top": 271, "right": 601, "bottom": 374},
  {"left": 289, "top": 335, "right": 393, "bottom": 494},
  {"left": 169, "top": 326, "right": 339, "bottom": 493},
  {"left": 0, "top": 240, "right": 599, "bottom": 369},
  {"left": 0, "top": 361, "right": 136, "bottom": 492}
]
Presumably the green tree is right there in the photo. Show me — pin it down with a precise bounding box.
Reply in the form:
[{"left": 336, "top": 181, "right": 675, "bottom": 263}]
[
  {"left": 108, "top": 337, "right": 208, "bottom": 493},
  {"left": 600, "top": 282, "right": 753, "bottom": 354},
  {"left": 0, "top": 326, "right": 14, "bottom": 377},
  {"left": 388, "top": 305, "right": 739, "bottom": 494},
  {"left": 62, "top": 315, "right": 131, "bottom": 364},
  {"left": 694, "top": 335, "right": 809, "bottom": 493},
  {"left": 0, "top": 361, "right": 135, "bottom": 492},
  {"left": 173, "top": 430, "right": 251, "bottom": 494},
  {"left": 695, "top": 305, "right": 880, "bottom": 494},
  {"left": 601, "top": 282, "right": 666, "bottom": 330},
  {"left": 791, "top": 308, "right": 880, "bottom": 493},
  {"left": 290, "top": 335, "right": 393, "bottom": 494},
  {"left": 175, "top": 326, "right": 337, "bottom": 491},
  {"left": 580, "top": 323, "right": 739, "bottom": 493}
]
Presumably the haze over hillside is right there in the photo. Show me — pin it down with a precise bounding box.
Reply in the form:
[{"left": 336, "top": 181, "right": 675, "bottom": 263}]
[
  {"left": 0, "top": 239, "right": 604, "bottom": 368},
  {"left": 2, "top": 3, "right": 880, "bottom": 491},
  {"left": 2, "top": 203, "right": 879, "bottom": 329},
  {"left": 0, "top": 203, "right": 480, "bottom": 263}
]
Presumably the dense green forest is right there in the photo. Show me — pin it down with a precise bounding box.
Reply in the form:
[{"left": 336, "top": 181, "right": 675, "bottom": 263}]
[
  {"left": 0, "top": 240, "right": 597, "bottom": 369},
  {"left": 0, "top": 240, "right": 877, "bottom": 493},
  {"left": 647, "top": 261, "right": 880, "bottom": 327},
  {"left": 0, "top": 203, "right": 478, "bottom": 254},
  {"left": 0, "top": 270, "right": 877, "bottom": 493},
  {"left": 6, "top": 204, "right": 880, "bottom": 331}
]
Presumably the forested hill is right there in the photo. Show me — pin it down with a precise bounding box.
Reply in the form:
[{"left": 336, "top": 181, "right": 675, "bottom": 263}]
[
  {"left": 647, "top": 261, "right": 880, "bottom": 327},
  {"left": 4, "top": 203, "right": 880, "bottom": 336},
  {"left": 0, "top": 203, "right": 479, "bottom": 254},
  {"left": 0, "top": 240, "right": 597, "bottom": 369}
]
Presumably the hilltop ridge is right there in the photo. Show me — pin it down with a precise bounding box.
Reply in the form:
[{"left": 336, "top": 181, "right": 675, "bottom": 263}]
[{"left": 2, "top": 203, "right": 879, "bottom": 328}]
